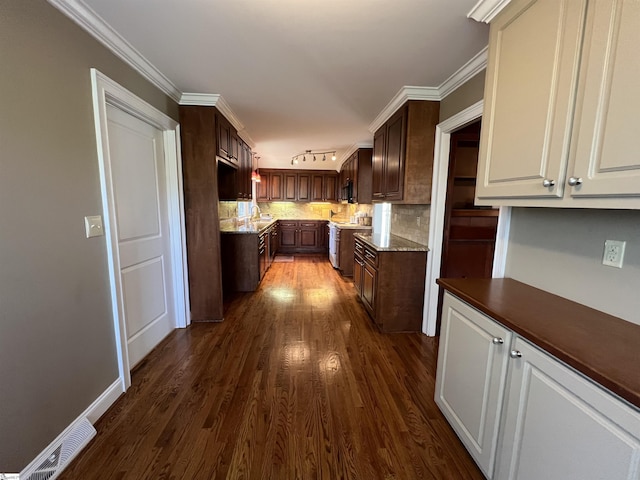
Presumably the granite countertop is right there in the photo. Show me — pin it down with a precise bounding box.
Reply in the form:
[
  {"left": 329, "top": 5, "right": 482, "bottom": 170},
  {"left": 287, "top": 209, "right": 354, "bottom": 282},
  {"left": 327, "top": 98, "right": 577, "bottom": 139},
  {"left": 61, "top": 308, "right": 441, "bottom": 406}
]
[
  {"left": 354, "top": 233, "right": 428, "bottom": 252},
  {"left": 437, "top": 278, "right": 640, "bottom": 410},
  {"left": 220, "top": 218, "right": 328, "bottom": 234},
  {"left": 330, "top": 222, "right": 372, "bottom": 230}
]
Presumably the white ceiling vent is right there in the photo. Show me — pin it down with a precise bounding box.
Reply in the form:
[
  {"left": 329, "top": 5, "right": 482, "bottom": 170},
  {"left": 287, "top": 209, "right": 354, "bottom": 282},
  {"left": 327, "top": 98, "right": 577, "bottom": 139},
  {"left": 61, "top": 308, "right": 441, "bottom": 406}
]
[{"left": 20, "top": 417, "right": 96, "bottom": 480}]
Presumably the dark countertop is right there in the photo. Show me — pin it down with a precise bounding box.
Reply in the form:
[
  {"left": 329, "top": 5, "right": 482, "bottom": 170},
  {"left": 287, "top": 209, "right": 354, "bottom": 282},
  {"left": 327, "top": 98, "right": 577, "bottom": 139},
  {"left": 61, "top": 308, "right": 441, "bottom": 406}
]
[
  {"left": 220, "top": 218, "right": 329, "bottom": 234},
  {"left": 437, "top": 277, "right": 640, "bottom": 410},
  {"left": 354, "top": 233, "right": 428, "bottom": 252}
]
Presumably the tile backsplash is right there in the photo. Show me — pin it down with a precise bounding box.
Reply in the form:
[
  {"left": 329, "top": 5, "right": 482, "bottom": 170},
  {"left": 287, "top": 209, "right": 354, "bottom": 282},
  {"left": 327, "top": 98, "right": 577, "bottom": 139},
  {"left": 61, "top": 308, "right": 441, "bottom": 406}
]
[
  {"left": 257, "top": 202, "right": 372, "bottom": 220},
  {"left": 390, "top": 204, "right": 430, "bottom": 245}
]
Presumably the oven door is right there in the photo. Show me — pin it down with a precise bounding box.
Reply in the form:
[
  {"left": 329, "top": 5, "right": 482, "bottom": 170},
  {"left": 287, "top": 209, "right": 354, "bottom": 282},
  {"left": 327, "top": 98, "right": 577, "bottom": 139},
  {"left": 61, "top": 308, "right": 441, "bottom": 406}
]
[{"left": 329, "top": 223, "right": 338, "bottom": 268}]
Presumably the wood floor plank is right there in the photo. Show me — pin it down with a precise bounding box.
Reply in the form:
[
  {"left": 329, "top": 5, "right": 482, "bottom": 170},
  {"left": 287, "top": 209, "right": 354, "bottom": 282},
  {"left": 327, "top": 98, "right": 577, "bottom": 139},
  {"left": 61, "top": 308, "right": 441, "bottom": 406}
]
[{"left": 59, "top": 255, "right": 484, "bottom": 480}]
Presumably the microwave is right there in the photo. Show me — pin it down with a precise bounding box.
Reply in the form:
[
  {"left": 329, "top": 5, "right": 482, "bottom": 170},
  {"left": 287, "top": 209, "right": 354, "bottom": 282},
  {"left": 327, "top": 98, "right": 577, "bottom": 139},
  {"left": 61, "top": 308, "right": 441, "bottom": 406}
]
[{"left": 342, "top": 180, "right": 353, "bottom": 203}]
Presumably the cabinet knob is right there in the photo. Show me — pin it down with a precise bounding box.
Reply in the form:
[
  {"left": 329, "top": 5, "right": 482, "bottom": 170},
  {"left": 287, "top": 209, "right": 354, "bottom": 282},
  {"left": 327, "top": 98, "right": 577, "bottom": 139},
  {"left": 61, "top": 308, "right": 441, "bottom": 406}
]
[
  {"left": 542, "top": 179, "right": 555, "bottom": 188},
  {"left": 510, "top": 350, "right": 522, "bottom": 359},
  {"left": 568, "top": 176, "right": 583, "bottom": 186},
  {"left": 492, "top": 337, "right": 504, "bottom": 345}
]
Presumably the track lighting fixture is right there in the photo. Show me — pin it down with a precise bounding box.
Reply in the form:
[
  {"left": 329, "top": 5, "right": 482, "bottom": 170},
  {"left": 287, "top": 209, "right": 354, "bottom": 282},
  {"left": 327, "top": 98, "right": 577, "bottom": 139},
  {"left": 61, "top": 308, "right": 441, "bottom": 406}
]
[{"left": 291, "top": 149, "right": 337, "bottom": 165}]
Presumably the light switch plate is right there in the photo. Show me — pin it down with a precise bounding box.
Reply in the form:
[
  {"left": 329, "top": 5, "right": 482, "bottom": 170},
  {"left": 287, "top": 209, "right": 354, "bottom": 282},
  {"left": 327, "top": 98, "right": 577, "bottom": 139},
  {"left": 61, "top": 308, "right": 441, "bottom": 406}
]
[
  {"left": 84, "top": 215, "right": 104, "bottom": 238},
  {"left": 602, "top": 240, "right": 625, "bottom": 268}
]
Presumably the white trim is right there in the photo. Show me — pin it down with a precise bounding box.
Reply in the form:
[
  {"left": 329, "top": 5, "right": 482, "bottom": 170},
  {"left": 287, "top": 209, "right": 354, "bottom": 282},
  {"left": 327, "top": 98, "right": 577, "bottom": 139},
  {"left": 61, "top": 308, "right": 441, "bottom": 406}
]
[
  {"left": 179, "top": 93, "right": 245, "bottom": 132},
  {"left": 422, "top": 100, "right": 511, "bottom": 336},
  {"left": 90, "top": 69, "right": 190, "bottom": 389},
  {"left": 467, "top": 0, "right": 513, "bottom": 23},
  {"left": 47, "top": 0, "right": 181, "bottom": 102},
  {"left": 491, "top": 206, "right": 511, "bottom": 277},
  {"left": 367, "top": 52, "right": 488, "bottom": 133},
  {"left": 337, "top": 142, "right": 374, "bottom": 165},
  {"left": 368, "top": 86, "right": 440, "bottom": 133},
  {"left": 20, "top": 379, "right": 123, "bottom": 478},
  {"left": 439, "top": 47, "right": 488, "bottom": 99}
]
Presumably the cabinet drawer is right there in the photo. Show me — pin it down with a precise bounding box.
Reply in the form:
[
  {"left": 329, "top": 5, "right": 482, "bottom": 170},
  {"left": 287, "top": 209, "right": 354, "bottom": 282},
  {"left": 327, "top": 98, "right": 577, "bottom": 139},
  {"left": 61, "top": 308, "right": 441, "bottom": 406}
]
[
  {"left": 299, "top": 221, "right": 319, "bottom": 228},
  {"left": 363, "top": 246, "right": 378, "bottom": 268},
  {"left": 279, "top": 221, "right": 297, "bottom": 228},
  {"left": 354, "top": 239, "right": 364, "bottom": 256}
]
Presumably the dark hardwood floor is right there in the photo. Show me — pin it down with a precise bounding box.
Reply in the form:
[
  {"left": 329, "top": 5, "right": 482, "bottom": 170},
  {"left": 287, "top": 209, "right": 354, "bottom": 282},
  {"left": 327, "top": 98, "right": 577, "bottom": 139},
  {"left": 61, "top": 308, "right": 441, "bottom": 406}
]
[{"left": 60, "top": 255, "right": 484, "bottom": 479}]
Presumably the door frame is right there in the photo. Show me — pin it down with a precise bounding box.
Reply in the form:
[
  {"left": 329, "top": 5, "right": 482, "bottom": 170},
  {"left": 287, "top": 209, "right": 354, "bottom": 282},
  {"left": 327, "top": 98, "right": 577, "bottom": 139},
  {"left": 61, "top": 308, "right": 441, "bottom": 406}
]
[
  {"left": 423, "top": 100, "right": 511, "bottom": 336},
  {"left": 90, "top": 69, "right": 190, "bottom": 390}
]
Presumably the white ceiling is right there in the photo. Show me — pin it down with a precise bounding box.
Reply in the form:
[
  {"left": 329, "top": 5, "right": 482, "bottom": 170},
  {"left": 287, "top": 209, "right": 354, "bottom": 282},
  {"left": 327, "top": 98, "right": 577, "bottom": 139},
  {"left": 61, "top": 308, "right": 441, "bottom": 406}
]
[{"left": 79, "top": 0, "right": 488, "bottom": 168}]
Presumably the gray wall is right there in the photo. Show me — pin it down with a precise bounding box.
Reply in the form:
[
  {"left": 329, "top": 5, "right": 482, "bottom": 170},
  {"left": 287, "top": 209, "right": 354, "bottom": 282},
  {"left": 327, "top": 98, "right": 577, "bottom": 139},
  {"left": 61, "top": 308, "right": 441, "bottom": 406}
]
[
  {"left": 505, "top": 208, "right": 640, "bottom": 325},
  {"left": 0, "top": 0, "right": 178, "bottom": 471},
  {"left": 439, "top": 71, "right": 486, "bottom": 122}
]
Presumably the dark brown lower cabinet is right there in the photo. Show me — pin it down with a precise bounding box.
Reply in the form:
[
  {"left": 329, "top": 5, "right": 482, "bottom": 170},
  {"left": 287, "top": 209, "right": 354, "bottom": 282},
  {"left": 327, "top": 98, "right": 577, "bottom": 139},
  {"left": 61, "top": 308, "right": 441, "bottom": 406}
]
[
  {"left": 278, "top": 220, "right": 327, "bottom": 254},
  {"left": 354, "top": 238, "right": 427, "bottom": 332},
  {"left": 335, "top": 227, "right": 371, "bottom": 276}
]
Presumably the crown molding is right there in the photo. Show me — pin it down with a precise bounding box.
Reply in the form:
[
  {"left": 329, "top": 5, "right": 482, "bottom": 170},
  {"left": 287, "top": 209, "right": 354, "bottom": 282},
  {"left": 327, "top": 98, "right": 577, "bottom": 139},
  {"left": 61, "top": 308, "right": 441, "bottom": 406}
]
[
  {"left": 47, "top": 0, "right": 181, "bottom": 102},
  {"left": 179, "top": 93, "right": 245, "bottom": 133},
  {"left": 438, "top": 46, "right": 488, "bottom": 99},
  {"left": 368, "top": 86, "right": 440, "bottom": 133},
  {"left": 337, "top": 142, "right": 374, "bottom": 164},
  {"left": 467, "top": 0, "right": 512, "bottom": 23}
]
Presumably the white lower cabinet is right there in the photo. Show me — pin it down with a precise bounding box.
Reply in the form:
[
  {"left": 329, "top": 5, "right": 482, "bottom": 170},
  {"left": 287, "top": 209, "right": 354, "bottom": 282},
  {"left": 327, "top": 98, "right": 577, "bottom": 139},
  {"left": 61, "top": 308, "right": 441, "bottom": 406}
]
[
  {"left": 437, "top": 292, "right": 640, "bottom": 480},
  {"left": 496, "top": 337, "right": 640, "bottom": 480},
  {"left": 435, "top": 293, "right": 512, "bottom": 478}
]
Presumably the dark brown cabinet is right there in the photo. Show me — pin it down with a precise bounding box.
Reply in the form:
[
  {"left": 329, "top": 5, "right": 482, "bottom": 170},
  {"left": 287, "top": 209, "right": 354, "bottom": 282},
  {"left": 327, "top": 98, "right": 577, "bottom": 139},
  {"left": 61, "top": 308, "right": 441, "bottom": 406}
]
[
  {"left": 334, "top": 227, "right": 370, "bottom": 276},
  {"left": 372, "top": 100, "right": 439, "bottom": 203},
  {"left": 257, "top": 171, "right": 284, "bottom": 201},
  {"left": 354, "top": 237, "right": 427, "bottom": 332},
  {"left": 179, "top": 105, "right": 226, "bottom": 321},
  {"left": 297, "top": 173, "right": 311, "bottom": 201},
  {"left": 216, "top": 114, "right": 239, "bottom": 167},
  {"left": 257, "top": 169, "right": 338, "bottom": 203},
  {"left": 339, "top": 148, "right": 372, "bottom": 203},
  {"left": 218, "top": 137, "right": 252, "bottom": 201},
  {"left": 311, "top": 173, "right": 338, "bottom": 202},
  {"left": 277, "top": 220, "right": 327, "bottom": 254}
]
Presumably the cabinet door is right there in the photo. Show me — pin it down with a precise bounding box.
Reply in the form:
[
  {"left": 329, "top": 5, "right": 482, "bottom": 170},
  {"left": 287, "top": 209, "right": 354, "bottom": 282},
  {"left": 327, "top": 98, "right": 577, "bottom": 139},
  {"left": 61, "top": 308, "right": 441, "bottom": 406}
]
[
  {"left": 372, "top": 128, "right": 386, "bottom": 199},
  {"left": 229, "top": 130, "right": 239, "bottom": 162},
  {"left": 323, "top": 174, "right": 337, "bottom": 202},
  {"left": 217, "top": 115, "right": 231, "bottom": 160},
  {"left": 496, "top": 337, "right": 640, "bottom": 480},
  {"left": 298, "top": 222, "right": 319, "bottom": 248},
  {"left": 384, "top": 108, "right": 406, "bottom": 201},
  {"left": 297, "top": 173, "right": 311, "bottom": 201},
  {"left": 476, "top": 0, "right": 587, "bottom": 201},
  {"left": 353, "top": 254, "right": 364, "bottom": 295},
  {"left": 270, "top": 172, "right": 284, "bottom": 200},
  {"left": 257, "top": 172, "right": 270, "bottom": 201},
  {"left": 284, "top": 173, "right": 297, "bottom": 201},
  {"left": 569, "top": 0, "right": 640, "bottom": 198},
  {"left": 279, "top": 224, "right": 297, "bottom": 248},
  {"left": 435, "top": 293, "right": 512, "bottom": 478},
  {"left": 351, "top": 156, "right": 359, "bottom": 201},
  {"left": 311, "top": 174, "right": 324, "bottom": 201},
  {"left": 362, "top": 264, "right": 377, "bottom": 319}
]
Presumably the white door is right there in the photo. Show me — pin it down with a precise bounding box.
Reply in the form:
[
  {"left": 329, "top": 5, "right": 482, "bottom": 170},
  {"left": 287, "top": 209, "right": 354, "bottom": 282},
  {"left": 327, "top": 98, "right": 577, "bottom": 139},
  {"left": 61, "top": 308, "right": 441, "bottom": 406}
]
[
  {"left": 106, "top": 104, "right": 175, "bottom": 368},
  {"left": 435, "top": 293, "right": 512, "bottom": 478},
  {"left": 496, "top": 337, "right": 640, "bottom": 480}
]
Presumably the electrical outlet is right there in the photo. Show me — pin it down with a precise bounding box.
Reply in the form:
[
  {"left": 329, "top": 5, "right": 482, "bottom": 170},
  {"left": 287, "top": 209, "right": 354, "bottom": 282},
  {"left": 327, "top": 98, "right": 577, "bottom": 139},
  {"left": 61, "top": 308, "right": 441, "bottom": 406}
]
[
  {"left": 602, "top": 240, "right": 625, "bottom": 268},
  {"left": 416, "top": 217, "right": 421, "bottom": 227}
]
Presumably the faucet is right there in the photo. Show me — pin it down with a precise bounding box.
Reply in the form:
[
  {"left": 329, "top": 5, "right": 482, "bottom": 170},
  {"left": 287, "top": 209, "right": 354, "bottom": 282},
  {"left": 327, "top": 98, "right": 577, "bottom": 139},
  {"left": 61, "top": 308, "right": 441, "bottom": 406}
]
[{"left": 251, "top": 204, "right": 261, "bottom": 221}]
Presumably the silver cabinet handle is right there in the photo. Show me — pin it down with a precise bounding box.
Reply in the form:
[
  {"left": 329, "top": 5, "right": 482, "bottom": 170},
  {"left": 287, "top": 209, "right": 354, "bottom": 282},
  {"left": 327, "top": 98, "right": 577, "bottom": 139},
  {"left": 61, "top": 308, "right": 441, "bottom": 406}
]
[
  {"left": 492, "top": 337, "right": 504, "bottom": 345},
  {"left": 510, "top": 350, "right": 522, "bottom": 358},
  {"left": 542, "top": 179, "right": 555, "bottom": 187},
  {"left": 568, "top": 176, "right": 583, "bottom": 186}
]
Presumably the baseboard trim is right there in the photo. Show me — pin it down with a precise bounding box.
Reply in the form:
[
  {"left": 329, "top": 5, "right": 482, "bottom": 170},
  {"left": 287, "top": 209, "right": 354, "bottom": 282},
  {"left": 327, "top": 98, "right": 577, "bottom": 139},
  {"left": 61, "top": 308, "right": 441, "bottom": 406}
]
[{"left": 20, "top": 379, "right": 123, "bottom": 477}]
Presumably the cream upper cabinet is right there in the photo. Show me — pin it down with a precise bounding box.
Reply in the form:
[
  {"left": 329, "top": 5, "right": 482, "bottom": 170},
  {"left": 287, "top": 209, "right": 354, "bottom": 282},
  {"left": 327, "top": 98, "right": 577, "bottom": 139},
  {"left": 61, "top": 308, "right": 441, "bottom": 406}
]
[
  {"left": 569, "top": 1, "right": 640, "bottom": 199},
  {"left": 476, "top": 0, "right": 640, "bottom": 208}
]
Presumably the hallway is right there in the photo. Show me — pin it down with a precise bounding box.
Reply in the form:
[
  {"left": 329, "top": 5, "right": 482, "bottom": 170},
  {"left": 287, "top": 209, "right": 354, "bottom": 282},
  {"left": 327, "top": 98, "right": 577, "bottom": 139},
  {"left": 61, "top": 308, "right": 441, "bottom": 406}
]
[{"left": 60, "top": 256, "right": 483, "bottom": 479}]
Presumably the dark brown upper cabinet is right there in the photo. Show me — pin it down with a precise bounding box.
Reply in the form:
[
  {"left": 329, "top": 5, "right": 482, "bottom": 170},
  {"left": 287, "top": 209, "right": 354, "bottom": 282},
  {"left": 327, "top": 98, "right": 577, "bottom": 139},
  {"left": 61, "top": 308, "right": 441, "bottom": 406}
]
[{"left": 372, "top": 101, "right": 439, "bottom": 203}]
